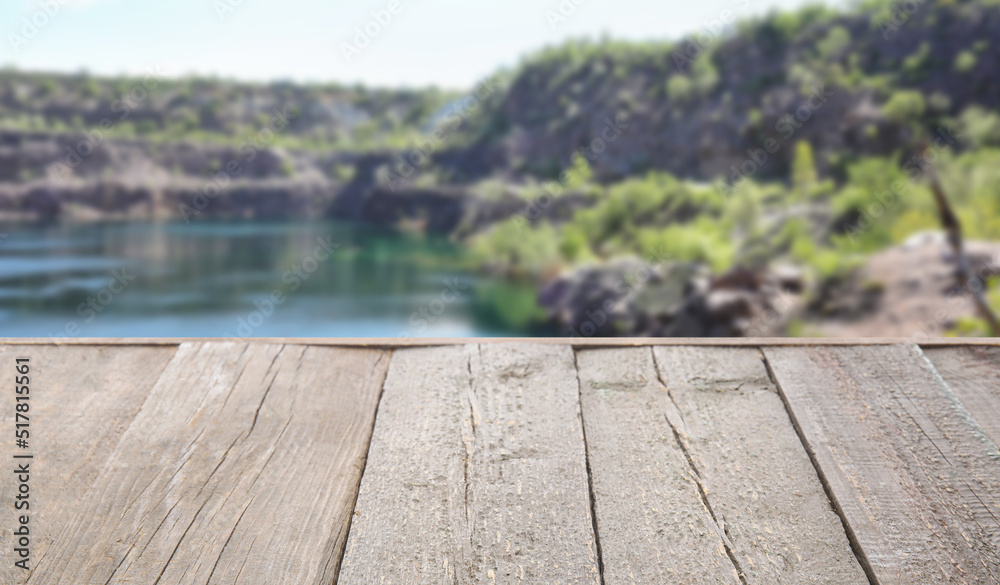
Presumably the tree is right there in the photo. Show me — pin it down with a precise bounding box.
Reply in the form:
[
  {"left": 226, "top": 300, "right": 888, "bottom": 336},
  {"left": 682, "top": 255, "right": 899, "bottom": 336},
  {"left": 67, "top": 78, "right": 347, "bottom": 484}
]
[
  {"left": 564, "top": 153, "right": 594, "bottom": 189},
  {"left": 791, "top": 140, "right": 818, "bottom": 197}
]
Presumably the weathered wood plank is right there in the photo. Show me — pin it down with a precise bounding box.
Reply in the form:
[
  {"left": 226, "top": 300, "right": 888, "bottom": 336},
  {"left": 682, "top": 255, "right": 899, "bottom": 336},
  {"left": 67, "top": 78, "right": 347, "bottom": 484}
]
[
  {"left": 763, "top": 345, "right": 1000, "bottom": 584},
  {"left": 924, "top": 346, "right": 1000, "bottom": 448},
  {"left": 465, "top": 344, "right": 600, "bottom": 583},
  {"left": 26, "top": 342, "right": 389, "bottom": 585},
  {"left": 577, "top": 347, "right": 866, "bottom": 584},
  {"left": 339, "top": 343, "right": 600, "bottom": 584},
  {"left": 0, "top": 345, "right": 176, "bottom": 585},
  {"left": 338, "top": 345, "right": 471, "bottom": 583},
  {"left": 576, "top": 347, "right": 741, "bottom": 584},
  {"left": 652, "top": 346, "right": 869, "bottom": 584}
]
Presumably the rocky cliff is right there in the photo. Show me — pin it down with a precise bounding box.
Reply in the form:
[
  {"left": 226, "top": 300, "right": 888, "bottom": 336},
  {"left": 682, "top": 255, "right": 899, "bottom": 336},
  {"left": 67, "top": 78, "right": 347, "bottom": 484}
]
[
  {"left": 446, "top": 0, "right": 1000, "bottom": 184},
  {"left": 2, "top": 0, "right": 1000, "bottom": 228}
]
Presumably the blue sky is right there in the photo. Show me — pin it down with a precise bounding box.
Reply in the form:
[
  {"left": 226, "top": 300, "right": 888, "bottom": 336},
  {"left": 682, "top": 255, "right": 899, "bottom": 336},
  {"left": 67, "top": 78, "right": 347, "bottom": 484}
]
[{"left": 2, "top": 0, "right": 839, "bottom": 88}]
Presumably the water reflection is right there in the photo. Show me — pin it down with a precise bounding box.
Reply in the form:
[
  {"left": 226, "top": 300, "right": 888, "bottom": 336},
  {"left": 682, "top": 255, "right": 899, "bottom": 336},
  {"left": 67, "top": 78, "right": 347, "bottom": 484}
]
[{"left": 0, "top": 220, "right": 518, "bottom": 337}]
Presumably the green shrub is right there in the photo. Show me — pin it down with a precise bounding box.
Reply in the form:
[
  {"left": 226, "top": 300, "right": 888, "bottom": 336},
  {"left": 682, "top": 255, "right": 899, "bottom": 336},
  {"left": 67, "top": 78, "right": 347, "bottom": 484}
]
[
  {"left": 902, "top": 42, "right": 931, "bottom": 76},
  {"left": 882, "top": 90, "right": 926, "bottom": 123},
  {"left": 954, "top": 50, "right": 977, "bottom": 73},
  {"left": 791, "top": 141, "right": 819, "bottom": 198},
  {"left": 816, "top": 26, "right": 851, "bottom": 59},
  {"left": 469, "top": 220, "right": 564, "bottom": 280},
  {"left": 562, "top": 153, "right": 594, "bottom": 189},
  {"left": 691, "top": 54, "right": 720, "bottom": 94},
  {"left": 332, "top": 164, "right": 357, "bottom": 182},
  {"left": 956, "top": 106, "right": 1000, "bottom": 148},
  {"left": 635, "top": 217, "right": 735, "bottom": 272},
  {"left": 666, "top": 75, "right": 695, "bottom": 102}
]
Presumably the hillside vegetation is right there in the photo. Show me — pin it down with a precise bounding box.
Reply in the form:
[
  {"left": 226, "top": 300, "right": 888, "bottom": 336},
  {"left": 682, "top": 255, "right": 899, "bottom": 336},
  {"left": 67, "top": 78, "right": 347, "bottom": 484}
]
[
  {"left": 446, "top": 0, "right": 1000, "bottom": 183},
  {"left": 2, "top": 0, "right": 1000, "bottom": 335},
  {"left": 0, "top": 69, "right": 457, "bottom": 150},
  {"left": 450, "top": 0, "right": 1000, "bottom": 335}
]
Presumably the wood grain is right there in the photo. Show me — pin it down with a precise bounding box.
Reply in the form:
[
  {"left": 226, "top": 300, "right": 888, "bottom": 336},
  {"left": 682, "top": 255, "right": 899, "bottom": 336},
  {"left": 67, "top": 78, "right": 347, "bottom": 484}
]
[
  {"left": 339, "top": 343, "right": 600, "bottom": 584},
  {"left": 764, "top": 344, "right": 1000, "bottom": 585},
  {"left": 25, "top": 342, "right": 389, "bottom": 585},
  {"left": 576, "top": 347, "right": 741, "bottom": 584},
  {"left": 2, "top": 340, "right": 997, "bottom": 584},
  {"left": 0, "top": 345, "right": 176, "bottom": 585},
  {"left": 337, "top": 345, "right": 472, "bottom": 583},
  {"left": 924, "top": 346, "right": 1000, "bottom": 447},
  {"left": 652, "top": 346, "right": 869, "bottom": 584}
]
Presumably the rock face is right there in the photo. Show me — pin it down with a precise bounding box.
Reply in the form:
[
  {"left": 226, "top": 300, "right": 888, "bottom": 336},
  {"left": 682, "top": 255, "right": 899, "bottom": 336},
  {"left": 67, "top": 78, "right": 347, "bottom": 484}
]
[
  {"left": 812, "top": 233, "right": 1000, "bottom": 337},
  {"left": 0, "top": 132, "right": 472, "bottom": 225},
  {"left": 539, "top": 258, "right": 804, "bottom": 337},
  {"left": 2, "top": 1, "right": 999, "bottom": 229},
  {"left": 348, "top": 186, "right": 524, "bottom": 233},
  {"left": 0, "top": 130, "right": 589, "bottom": 229},
  {"left": 450, "top": 1, "right": 1000, "bottom": 183},
  {"left": 0, "top": 129, "right": 344, "bottom": 220},
  {"left": 540, "top": 234, "right": 1000, "bottom": 338}
]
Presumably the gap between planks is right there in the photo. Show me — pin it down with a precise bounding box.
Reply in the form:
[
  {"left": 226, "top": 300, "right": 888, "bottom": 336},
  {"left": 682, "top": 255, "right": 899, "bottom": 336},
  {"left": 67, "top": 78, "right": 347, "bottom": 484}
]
[
  {"left": 760, "top": 354, "right": 880, "bottom": 585},
  {"left": 8, "top": 342, "right": 996, "bottom": 584},
  {"left": 761, "top": 344, "right": 1000, "bottom": 585},
  {"left": 574, "top": 345, "right": 868, "bottom": 584},
  {"left": 338, "top": 343, "right": 602, "bottom": 584},
  {"left": 330, "top": 347, "right": 396, "bottom": 585}
]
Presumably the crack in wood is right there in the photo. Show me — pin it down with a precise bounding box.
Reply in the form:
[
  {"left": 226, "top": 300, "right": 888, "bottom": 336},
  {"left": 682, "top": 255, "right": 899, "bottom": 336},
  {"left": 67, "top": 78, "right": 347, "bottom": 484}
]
[
  {"left": 151, "top": 496, "right": 211, "bottom": 585},
  {"left": 205, "top": 498, "right": 255, "bottom": 585},
  {"left": 31, "top": 343, "right": 998, "bottom": 584},
  {"left": 328, "top": 349, "right": 394, "bottom": 585},
  {"left": 247, "top": 346, "right": 286, "bottom": 438},
  {"left": 760, "top": 351, "right": 881, "bottom": 585},
  {"left": 102, "top": 544, "right": 135, "bottom": 585},
  {"left": 452, "top": 346, "right": 482, "bottom": 583},
  {"left": 572, "top": 350, "right": 607, "bottom": 585},
  {"left": 662, "top": 409, "right": 748, "bottom": 585},
  {"left": 652, "top": 350, "right": 747, "bottom": 585}
]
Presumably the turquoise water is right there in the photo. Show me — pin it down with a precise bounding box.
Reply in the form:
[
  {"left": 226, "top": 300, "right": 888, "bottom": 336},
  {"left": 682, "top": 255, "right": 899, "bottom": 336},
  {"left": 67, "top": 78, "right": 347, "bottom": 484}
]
[{"left": 0, "top": 221, "right": 523, "bottom": 338}]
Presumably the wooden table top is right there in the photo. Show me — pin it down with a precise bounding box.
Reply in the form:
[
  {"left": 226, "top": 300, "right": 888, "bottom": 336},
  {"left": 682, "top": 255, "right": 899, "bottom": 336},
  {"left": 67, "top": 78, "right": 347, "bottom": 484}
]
[{"left": 0, "top": 340, "right": 997, "bottom": 584}]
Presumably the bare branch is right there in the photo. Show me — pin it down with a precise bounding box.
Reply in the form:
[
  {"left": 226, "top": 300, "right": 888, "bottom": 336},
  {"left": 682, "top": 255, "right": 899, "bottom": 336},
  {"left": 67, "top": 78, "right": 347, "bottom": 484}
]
[{"left": 922, "top": 146, "right": 1000, "bottom": 336}]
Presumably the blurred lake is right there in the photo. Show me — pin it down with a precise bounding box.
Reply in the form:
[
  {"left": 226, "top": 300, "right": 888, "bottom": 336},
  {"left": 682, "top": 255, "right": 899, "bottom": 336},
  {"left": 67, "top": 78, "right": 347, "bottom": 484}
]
[{"left": 0, "top": 221, "right": 524, "bottom": 338}]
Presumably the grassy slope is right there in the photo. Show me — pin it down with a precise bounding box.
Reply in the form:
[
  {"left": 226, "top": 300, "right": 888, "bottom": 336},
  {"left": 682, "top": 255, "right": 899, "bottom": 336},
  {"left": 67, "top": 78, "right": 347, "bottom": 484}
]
[{"left": 0, "top": 69, "right": 459, "bottom": 151}]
